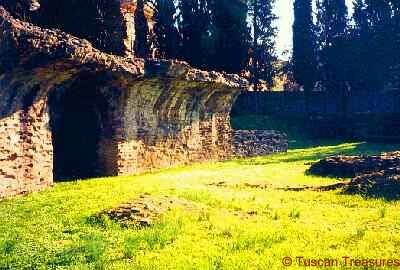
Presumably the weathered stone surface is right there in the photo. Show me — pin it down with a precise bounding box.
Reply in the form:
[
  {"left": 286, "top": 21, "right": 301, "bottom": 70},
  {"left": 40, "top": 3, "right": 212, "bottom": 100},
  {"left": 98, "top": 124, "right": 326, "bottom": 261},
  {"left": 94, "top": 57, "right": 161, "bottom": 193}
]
[
  {"left": 232, "top": 130, "right": 288, "bottom": 157},
  {"left": 0, "top": 9, "right": 143, "bottom": 74},
  {"left": 0, "top": 7, "right": 248, "bottom": 199}
]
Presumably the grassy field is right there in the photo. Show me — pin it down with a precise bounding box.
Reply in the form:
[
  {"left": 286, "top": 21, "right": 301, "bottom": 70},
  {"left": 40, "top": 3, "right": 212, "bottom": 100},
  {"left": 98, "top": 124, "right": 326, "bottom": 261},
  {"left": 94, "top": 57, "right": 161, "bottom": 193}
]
[{"left": 1, "top": 140, "right": 400, "bottom": 269}]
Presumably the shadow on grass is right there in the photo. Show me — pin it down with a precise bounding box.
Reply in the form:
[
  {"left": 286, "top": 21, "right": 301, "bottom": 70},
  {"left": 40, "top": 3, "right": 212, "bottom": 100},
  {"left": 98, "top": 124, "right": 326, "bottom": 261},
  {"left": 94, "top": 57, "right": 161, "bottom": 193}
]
[
  {"left": 278, "top": 177, "right": 400, "bottom": 201},
  {"left": 320, "top": 177, "right": 400, "bottom": 201},
  {"left": 233, "top": 140, "right": 400, "bottom": 166},
  {"left": 225, "top": 135, "right": 400, "bottom": 201},
  {"left": 48, "top": 234, "right": 107, "bottom": 269}
]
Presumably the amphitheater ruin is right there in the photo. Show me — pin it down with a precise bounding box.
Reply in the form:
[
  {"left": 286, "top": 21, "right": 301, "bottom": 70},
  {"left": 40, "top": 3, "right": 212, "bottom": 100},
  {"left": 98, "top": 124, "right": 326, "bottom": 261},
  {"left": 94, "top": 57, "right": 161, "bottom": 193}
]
[{"left": 0, "top": 3, "right": 287, "bottom": 199}]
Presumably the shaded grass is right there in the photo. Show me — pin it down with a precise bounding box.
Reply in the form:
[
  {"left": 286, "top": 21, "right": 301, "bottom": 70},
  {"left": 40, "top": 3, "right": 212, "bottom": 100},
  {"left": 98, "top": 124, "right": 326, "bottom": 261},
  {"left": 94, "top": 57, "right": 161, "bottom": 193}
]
[
  {"left": 0, "top": 140, "right": 400, "bottom": 269},
  {"left": 231, "top": 114, "right": 400, "bottom": 148}
]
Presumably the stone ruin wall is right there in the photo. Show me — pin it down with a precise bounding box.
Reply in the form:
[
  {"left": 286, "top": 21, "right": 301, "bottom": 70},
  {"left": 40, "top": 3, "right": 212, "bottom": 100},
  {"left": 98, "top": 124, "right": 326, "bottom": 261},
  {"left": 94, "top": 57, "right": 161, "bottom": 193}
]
[
  {"left": 232, "top": 130, "right": 288, "bottom": 157},
  {"left": 0, "top": 8, "right": 245, "bottom": 198},
  {"left": 0, "top": 66, "right": 240, "bottom": 198},
  {"left": 117, "top": 79, "right": 236, "bottom": 175},
  {"left": 0, "top": 85, "right": 53, "bottom": 198}
]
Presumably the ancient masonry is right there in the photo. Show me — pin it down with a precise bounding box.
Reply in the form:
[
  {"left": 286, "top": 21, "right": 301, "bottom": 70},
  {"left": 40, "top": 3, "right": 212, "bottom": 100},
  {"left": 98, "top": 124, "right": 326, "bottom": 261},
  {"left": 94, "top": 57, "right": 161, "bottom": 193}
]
[
  {"left": 232, "top": 130, "right": 288, "bottom": 157},
  {"left": 0, "top": 7, "right": 287, "bottom": 199}
]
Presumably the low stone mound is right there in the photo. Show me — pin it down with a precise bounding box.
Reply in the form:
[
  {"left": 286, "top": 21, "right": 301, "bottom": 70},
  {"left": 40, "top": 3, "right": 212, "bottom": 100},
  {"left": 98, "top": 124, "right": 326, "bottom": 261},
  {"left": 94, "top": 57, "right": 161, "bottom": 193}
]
[
  {"left": 232, "top": 130, "right": 288, "bottom": 157},
  {"left": 307, "top": 152, "right": 400, "bottom": 178},
  {"left": 342, "top": 168, "right": 400, "bottom": 200},
  {"left": 306, "top": 152, "right": 400, "bottom": 200},
  {"left": 97, "top": 195, "right": 194, "bottom": 227}
]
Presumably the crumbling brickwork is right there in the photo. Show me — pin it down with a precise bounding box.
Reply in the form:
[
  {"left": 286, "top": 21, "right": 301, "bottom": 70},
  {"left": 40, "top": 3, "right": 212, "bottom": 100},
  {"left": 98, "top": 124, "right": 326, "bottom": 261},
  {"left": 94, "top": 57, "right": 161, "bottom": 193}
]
[
  {"left": 0, "top": 8, "right": 246, "bottom": 198},
  {"left": 0, "top": 78, "right": 53, "bottom": 197}
]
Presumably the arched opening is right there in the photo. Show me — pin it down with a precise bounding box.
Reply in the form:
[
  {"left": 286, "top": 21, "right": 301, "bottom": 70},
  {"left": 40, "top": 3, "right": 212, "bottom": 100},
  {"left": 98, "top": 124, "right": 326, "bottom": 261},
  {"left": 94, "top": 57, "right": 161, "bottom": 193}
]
[{"left": 48, "top": 77, "right": 109, "bottom": 181}]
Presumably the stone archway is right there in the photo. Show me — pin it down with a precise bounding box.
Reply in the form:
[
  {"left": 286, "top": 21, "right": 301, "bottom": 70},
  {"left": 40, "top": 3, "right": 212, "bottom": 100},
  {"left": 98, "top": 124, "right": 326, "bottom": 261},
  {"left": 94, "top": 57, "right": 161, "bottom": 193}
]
[{"left": 48, "top": 77, "right": 109, "bottom": 181}]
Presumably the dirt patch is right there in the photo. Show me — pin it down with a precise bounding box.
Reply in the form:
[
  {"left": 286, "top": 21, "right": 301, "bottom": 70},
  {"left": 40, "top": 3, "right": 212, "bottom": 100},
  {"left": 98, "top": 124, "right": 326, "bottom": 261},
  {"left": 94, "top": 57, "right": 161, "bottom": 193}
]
[
  {"left": 208, "top": 181, "right": 319, "bottom": 192},
  {"left": 208, "top": 181, "right": 273, "bottom": 189},
  {"left": 243, "top": 183, "right": 273, "bottom": 189},
  {"left": 307, "top": 152, "right": 400, "bottom": 178},
  {"left": 96, "top": 195, "right": 195, "bottom": 227},
  {"left": 208, "top": 181, "right": 229, "bottom": 187},
  {"left": 273, "top": 182, "right": 348, "bottom": 192},
  {"left": 232, "top": 210, "right": 260, "bottom": 220}
]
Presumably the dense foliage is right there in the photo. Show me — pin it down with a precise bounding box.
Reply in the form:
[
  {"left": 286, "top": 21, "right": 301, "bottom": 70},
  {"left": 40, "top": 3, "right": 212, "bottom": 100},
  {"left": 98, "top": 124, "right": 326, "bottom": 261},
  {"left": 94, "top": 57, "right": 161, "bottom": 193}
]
[
  {"left": 153, "top": 0, "right": 180, "bottom": 59},
  {"left": 38, "top": 0, "right": 127, "bottom": 55},
  {"left": 151, "top": 0, "right": 275, "bottom": 83},
  {"left": 347, "top": 0, "right": 399, "bottom": 92},
  {"left": 208, "top": 0, "right": 250, "bottom": 73},
  {"left": 0, "top": 0, "right": 33, "bottom": 20},
  {"left": 316, "top": 0, "right": 349, "bottom": 113},
  {"left": 290, "top": 0, "right": 400, "bottom": 113},
  {"left": 248, "top": 0, "right": 278, "bottom": 90},
  {"left": 177, "top": 0, "right": 211, "bottom": 69},
  {"left": 134, "top": 0, "right": 150, "bottom": 58},
  {"left": 292, "top": 0, "right": 317, "bottom": 112}
]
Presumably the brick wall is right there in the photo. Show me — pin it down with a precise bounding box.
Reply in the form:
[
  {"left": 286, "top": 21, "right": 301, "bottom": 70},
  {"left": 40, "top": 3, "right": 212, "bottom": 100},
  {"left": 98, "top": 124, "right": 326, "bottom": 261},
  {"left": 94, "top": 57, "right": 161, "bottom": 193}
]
[
  {"left": 0, "top": 67, "right": 241, "bottom": 199},
  {"left": 115, "top": 80, "right": 238, "bottom": 175},
  {"left": 0, "top": 86, "right": 53, "bottom": 199}
]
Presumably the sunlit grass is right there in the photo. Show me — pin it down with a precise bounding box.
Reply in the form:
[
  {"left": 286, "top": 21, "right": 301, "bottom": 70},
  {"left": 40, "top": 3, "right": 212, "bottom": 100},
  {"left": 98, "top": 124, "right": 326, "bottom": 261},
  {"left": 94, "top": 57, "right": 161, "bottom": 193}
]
[{"left": 0, "top": 140, "right": 399, "bottom": 269}]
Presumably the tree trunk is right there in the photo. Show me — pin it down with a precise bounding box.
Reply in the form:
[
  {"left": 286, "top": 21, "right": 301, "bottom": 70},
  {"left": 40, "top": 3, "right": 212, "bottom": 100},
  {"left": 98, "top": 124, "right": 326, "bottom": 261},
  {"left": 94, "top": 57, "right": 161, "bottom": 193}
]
[
  {"left": 252, "top": 0, "right": 259, "bottom": 92},
  {"left": 304, "top": 87, "right": 311, "bottom": 116}
]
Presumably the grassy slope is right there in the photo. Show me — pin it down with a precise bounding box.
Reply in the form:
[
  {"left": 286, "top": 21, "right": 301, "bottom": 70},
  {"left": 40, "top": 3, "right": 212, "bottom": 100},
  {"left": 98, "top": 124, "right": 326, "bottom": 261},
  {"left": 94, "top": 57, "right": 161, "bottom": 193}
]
[{"left": 1, "top": 141, "right": 400, "bottom": 269}]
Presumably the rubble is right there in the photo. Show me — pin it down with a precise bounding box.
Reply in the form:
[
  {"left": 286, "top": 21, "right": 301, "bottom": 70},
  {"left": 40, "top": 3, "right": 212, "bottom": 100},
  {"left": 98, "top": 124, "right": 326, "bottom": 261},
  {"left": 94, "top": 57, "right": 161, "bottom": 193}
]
[
  {"left": 307, "top": 152, "right": 400, "bottom": 200},
  {"left": 232, "top": 130, "right": 288, "bottom": 157},
  {"left": 307, "top": 152, "right": 400, "bottom": 178}
]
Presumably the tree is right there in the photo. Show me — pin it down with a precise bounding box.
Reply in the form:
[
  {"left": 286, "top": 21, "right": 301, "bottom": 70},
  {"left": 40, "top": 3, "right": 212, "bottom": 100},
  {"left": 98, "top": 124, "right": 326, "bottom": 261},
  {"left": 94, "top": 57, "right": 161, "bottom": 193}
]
[
  {"left": 38, "top": 0, "right": 126, "bottom": 56},
  {"left": 347, "top": 0, "right": 395, "bottom": 92},
  {"left": 316, "top": 0, "right": 349, "bottom": 113},
  {"left": 365, "top": 0, "right": 396, "bottom": 90},
  {"left": 248, "top": 0, "right": 278, "bottom": 91},
  {"left": 292, "top": 0, "right": 317, "bottom": 113},
  {"left": 134, "top": 0, "right": 150, "bottom": 58},
  {"left": 178, "top": 0, "right": 212, "bottom": 69},
  {"left": 0, "top": 0, "right": 34, "bottom": 21},
  {"left": 152, "top": 0, "right": 180, "bottom": 59},
  {"left": 316, "top": 0, "right": 348, "bottom": 49},
  {"left": 177, "top": 0, "right": 250, "bottom": 72},
  {"left": 208, "top": 0, "right": 250, "bottom": 73},
  {"left": 96, "top": 0, "right": 127, "bottom": 55},
  {"left": 390, "top": 0, "right": 400, "bottom": 90}
]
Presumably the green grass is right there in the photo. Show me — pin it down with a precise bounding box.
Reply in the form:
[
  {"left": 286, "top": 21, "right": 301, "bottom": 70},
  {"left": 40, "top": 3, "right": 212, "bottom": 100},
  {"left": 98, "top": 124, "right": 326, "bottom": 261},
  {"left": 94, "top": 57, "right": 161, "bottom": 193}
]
[{"left": 1, "top": 141, "right": 400, "bottom": 269}]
